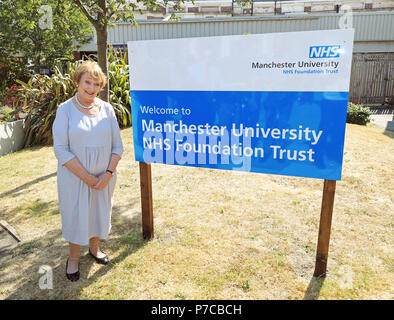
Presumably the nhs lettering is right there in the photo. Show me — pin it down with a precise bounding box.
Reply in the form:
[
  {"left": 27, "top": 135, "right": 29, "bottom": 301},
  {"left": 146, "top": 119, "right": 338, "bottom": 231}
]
[{"left": 309, "top": 45, "right": 341, "bottom": 58}]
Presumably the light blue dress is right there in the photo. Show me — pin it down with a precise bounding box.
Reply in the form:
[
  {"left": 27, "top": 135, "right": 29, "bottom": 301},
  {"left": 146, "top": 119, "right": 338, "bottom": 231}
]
[{"left": 52, "top": 98, "right": 123, "bottom": 245}]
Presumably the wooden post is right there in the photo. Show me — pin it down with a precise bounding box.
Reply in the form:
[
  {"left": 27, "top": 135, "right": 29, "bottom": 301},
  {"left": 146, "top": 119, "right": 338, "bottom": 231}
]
[
  {"left": 139, "top": 162, "right": 154, "bottom": 240},
  {"left": 313, "top": 179, "right": 337, "bottom": 278}
]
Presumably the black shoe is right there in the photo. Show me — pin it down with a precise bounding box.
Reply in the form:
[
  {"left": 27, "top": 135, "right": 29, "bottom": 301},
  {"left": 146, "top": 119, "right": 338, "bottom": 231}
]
[
  {"left": 89, "top": 249, "right": 109, "bottom": 265},
  {"left": 66, "top": 258, "right": 80, "bottom": 282}
]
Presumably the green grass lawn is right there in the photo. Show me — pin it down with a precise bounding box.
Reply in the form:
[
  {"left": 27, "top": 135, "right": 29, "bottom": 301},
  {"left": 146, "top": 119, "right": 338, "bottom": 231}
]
[{"left": 0, "top": 124, "right": 393, "bottom": 300}]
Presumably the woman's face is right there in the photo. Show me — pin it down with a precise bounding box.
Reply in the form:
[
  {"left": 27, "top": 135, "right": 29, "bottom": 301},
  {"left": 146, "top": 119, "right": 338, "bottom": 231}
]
[{"left": 77, "top": 72, "right": 102, "bottom": 103}]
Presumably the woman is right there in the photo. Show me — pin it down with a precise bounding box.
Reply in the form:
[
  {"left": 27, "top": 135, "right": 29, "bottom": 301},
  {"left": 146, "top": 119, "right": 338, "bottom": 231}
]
[{"left": 52, "top": 60, "right": 123, "bottom": 281}]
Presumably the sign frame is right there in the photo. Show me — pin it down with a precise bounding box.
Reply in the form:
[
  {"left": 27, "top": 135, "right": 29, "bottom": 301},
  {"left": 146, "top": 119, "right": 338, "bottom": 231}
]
[{"left": 129, "top": 30, "right": 354, "bottom": 279}]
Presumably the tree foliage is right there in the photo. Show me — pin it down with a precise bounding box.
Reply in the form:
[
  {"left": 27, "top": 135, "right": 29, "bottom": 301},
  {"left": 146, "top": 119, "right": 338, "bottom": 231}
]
[
  {"left": 0, "top": 0, "right": 92, "bottom": 86},
  {"left": 72, "top": 0, "right": 194, "bottom": 102}
]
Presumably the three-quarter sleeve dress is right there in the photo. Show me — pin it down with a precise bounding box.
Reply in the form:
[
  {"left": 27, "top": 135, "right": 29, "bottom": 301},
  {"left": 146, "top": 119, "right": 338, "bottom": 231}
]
[{"left": 52, "top": 98, "right": 123, "bottom": 246}]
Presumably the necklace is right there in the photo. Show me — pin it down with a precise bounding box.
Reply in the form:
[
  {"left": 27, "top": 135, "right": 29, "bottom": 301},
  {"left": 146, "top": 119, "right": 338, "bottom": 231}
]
[{"left": 75, "top": 92, "right": 98, "bottom": 110}]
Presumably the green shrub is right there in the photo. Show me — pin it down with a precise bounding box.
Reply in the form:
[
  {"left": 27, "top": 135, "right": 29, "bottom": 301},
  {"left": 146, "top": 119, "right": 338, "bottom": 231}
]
[
  {"left": 16, "top": 51, "right": 131, "bottom": 147},
  {"left": 0, "top": 106, "right": 16, "bottom": 123},
  {"left": 347, "top": 102, "right": 372, "bottom": 125},
  {"left": 1, "top": 84, "right": 21, "bottom": 108},
  {"left": 0, "top": 57, "right": 31, "bottom": 93}
]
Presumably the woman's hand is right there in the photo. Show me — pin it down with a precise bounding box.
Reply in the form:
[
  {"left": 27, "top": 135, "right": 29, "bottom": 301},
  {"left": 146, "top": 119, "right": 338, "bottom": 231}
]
[
  {"left": 92, "top": 172, "right": 112, "bottom": 190},
  {"left": 85, "top": 174, "right": 100, "bottom": 188}
]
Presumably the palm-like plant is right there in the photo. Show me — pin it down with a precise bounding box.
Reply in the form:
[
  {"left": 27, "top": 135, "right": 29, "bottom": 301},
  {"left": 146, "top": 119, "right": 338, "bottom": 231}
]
[
  {"left": 16, "top": 61, "right": 79, "bottom": 147},
  {"left": 16, "top": 49, "right": 131, "bottom": 147},
  {"left": 108, "top": 45, "right": 131, "bottom": 128}
]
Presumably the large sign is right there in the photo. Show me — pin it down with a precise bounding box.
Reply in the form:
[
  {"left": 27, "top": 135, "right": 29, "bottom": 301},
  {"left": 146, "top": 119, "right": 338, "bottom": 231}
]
[{"left": 128, "top": 29, "right": 354, "bottom": 180}]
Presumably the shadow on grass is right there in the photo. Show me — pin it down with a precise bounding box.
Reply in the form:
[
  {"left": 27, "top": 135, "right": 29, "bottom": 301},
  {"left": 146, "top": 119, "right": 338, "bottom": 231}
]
[
  {"left": 0, "top": 197, "right": 59, "bottom": 226},
  {"left": 303, "top": 276, "right": 325, "bottom": 300},
  {"left": 0, "top": 172, "right": 57, "bottom": 200},
  {"left": 1, "top": 199, "right": 147, "bottom": 300}
]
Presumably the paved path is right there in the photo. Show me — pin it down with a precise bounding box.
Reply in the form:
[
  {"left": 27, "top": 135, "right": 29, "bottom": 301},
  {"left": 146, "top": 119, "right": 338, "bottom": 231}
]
[{"left": 370, "top": 114, "right": 394, "bottom": 130}]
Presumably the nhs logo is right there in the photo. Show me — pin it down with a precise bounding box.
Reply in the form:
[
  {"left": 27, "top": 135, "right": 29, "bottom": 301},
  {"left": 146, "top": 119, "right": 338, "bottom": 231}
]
[{"left": 309, "top": 45, "right": 341, "bottom": 58}]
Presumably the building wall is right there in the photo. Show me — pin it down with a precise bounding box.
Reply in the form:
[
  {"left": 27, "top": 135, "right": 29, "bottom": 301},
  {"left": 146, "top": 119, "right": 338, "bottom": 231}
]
[
  {"left": 130, "top": 0, "right": 394, "bottom": 20},
  {"left": 93, "top": 12, "right": 394, "bottom": 53}
]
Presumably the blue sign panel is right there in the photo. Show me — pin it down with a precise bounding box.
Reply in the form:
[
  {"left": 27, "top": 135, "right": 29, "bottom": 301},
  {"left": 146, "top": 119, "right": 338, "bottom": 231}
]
[{"left": 131, "top": 90, "right": 348, "bottom": 180}]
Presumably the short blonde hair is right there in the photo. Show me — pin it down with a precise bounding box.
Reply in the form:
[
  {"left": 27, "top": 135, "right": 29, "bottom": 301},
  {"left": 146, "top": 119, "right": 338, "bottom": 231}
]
[{"left": 73, "top": 60, "right": 107, "bottom": 89}]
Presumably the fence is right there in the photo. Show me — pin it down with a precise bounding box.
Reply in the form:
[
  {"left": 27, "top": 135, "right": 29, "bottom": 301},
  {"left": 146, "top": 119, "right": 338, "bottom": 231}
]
[{"left": 349, "top": 53, "right": 394, "bottom": 106}]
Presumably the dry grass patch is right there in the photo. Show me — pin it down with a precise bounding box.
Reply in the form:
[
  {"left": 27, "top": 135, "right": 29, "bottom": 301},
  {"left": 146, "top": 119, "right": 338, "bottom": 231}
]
[{"left": 0, "top": 123, "right": 393, "bottom": 300}]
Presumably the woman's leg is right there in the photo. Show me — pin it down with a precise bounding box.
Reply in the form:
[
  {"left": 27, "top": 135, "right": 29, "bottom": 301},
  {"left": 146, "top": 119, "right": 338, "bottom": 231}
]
[
  {"left": 67, "top": 242, "right": 80, "bottom": 273},
  {"left": 89, "top": 237, "right": 107, "bottom": 259}
]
